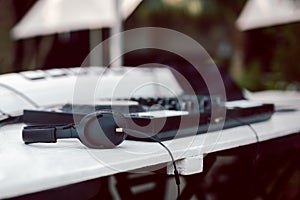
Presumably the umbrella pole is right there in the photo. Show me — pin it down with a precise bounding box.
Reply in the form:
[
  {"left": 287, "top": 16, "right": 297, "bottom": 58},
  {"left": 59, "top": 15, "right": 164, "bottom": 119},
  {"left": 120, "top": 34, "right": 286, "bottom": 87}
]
[
  {"left": 110, "top": 0, "right": 123, "bottom": 69},
  {"left": 89, "top": 29, "right": 103, "bottom": 66}
]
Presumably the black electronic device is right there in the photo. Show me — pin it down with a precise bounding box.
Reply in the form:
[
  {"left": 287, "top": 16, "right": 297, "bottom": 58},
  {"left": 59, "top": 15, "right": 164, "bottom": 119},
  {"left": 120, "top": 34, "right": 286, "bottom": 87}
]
[
  {"left": 22, "top": 95, "right": 222, "bottom": 125},
  {"left": 123, "top": 103, "right": 274, "bottom": 141},
  {"left": 22, "top": 111, "right": 127, "bottom": 148},
  {"left": 22, "top": 98, "right": 274, "bottom": 142}
]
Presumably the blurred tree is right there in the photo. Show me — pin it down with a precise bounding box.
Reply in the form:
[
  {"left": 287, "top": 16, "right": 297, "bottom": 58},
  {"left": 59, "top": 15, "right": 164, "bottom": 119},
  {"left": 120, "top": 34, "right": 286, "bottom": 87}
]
[
  {"left": 1, "top": 0, "right": 299, "bottom": 92},
  {"left": 0, "top": 0, "right": 37, "bottom": 73},
  {"left": 241, "top": 23, "right": 300, "bottom": 91},
  {"left": 0, "top": 0, "right": 15, "bottom": 73},
  {"left": 270, "top": 24, "right": 300, "bottom": 83}
]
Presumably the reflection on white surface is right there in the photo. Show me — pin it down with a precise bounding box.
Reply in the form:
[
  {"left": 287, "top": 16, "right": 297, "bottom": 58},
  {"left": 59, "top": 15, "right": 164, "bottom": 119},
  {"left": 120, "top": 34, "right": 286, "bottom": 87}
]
[
  {"left": 245, "top": 90, "right": 300, "bottom": 110},
  {"left": 237, "top": 0, "right": 300, "bottom": 30},
  {"left": 12, "top": 0, "right": 143, "bottom": 39},
  {"left": 225, "top": 100, "right": 263, "bottom": 109},
  {"left": 131, "top": 110, "right": 189, "bottom": 118}
]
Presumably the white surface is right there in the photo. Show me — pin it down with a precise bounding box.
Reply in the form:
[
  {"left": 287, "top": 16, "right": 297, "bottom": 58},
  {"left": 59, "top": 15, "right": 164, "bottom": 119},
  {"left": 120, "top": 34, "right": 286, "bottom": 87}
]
[
  {"left": 0, "top": 66, "right": 183, "bottom": 115},
  {"left": 225, "top": 100, "right": 263, "bottom": 109},
  {"left": 237, "top": 0, "right": 300, "bottom": 31},
  {"left": 1, "top": 111, "right": 300, "bottom": 198},
  {"left": 12, "top": 0, "right": 143, "bottom": 39},
  {"left": 1, "top": 67, "right": 300, "bottom": 198},
  {"left": 167, "top": 155, "right": 203, "bottom": 175},
  {"left": 245, "top": 90, "right": 300, "bottom": 111},
  {"left": 131, "top": 110, "right": 189, "bottom": 118}
]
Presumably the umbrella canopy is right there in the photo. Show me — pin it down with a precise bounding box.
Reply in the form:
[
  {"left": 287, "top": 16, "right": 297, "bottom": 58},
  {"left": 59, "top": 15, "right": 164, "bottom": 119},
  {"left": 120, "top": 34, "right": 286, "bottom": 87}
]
[
  {"left": 237, "top": 0, "right": 300, "bottom": 31},
  {"left": 12, "top": 0, "right": 142, "bottom": 39}
]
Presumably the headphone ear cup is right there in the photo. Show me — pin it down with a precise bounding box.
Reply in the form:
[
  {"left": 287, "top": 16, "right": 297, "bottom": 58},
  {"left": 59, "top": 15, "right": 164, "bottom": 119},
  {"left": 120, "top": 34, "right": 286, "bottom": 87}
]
[{"left": 77, "top": 111, "right": 127, "bottom": 148}]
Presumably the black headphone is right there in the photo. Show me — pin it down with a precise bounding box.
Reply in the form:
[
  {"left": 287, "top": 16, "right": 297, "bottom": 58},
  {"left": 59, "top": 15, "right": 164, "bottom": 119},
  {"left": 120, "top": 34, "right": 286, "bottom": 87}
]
[{"left": 22, "top": 111, "right": 127, "bottom": 148}]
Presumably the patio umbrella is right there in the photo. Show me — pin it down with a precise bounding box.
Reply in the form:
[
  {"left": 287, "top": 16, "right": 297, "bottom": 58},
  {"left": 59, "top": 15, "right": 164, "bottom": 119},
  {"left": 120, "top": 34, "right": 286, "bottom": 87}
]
[
  {"left": 237, "top": 0, "right": 300, "bottom": 31},
  {"left": 11, "top": 0, "right": 143, "bottom": 66}
]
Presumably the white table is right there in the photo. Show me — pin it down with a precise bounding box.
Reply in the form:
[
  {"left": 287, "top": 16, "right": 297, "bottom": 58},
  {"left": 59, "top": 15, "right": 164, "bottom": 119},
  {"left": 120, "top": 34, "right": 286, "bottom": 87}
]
[
  {"left": 1, "top": 110, "right": 300, "bottom": 199},
  {"left": 1, "top": 68, "right": 300, "bottom": 198}
]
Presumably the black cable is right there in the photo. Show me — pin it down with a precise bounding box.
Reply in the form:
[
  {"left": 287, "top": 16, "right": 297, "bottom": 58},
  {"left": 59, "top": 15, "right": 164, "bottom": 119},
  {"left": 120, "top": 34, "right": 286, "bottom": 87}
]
[
  {"left": 246, "top": 123, "right": 259, "bottom": 143},
  {"left": 0, "top": 115, "right": 23, "bottom": 128},
  {"left": 0, "top": 109, "right": 23, "bottom": 128},
  {"left": 0, "top": 83, "right": 39, "bottom": 108},
  {"left": 226, "top": 116, "right": 259, "bottom": 143},
  {"left": 226, "top": 116, "right": 261, "bottom": 164},
  {"left": 150, "top": 135, "right": 181, "bottom": 199},
  {"left": 0, "top": 83, "right": 39, "bottom": 128},
  {"left": 242, "top": 122, "right": 260, "bottom": 199},
  {"left": 124, "top": 128, "right": 181, "bottom": 198},
  {"left": 0, "top": 109, "right": 12, "bottom": 118},
  {"left": 226, "top": 116, "right": 260, "bottom": 198}
]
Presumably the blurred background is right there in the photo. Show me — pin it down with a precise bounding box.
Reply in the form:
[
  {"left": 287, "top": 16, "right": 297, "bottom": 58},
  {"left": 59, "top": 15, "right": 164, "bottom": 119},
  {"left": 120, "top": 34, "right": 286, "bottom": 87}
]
[{"left": 1, "top": 0, "right": 300, "bottom": 91}]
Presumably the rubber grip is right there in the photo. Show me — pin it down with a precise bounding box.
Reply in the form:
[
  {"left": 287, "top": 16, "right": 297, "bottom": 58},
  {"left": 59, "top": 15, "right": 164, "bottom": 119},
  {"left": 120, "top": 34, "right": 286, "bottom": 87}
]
[{"left": 22, "top": 127, "right": 57, "bottom": 144}]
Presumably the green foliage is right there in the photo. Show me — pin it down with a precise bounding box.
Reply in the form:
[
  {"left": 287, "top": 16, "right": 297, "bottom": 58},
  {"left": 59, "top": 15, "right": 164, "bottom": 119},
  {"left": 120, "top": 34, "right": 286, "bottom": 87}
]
[
  {"left": 1, "top": 0, "right": 298, "bottom": 93},
  {"left": 241, "top": 23, "right": 300, "bottom": 91},
  {"left": 270, "top": 24, "right": 300, "bottom": 82},
  {"left": 237, "top": 61, "right": 265, "bottom": 91}
]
